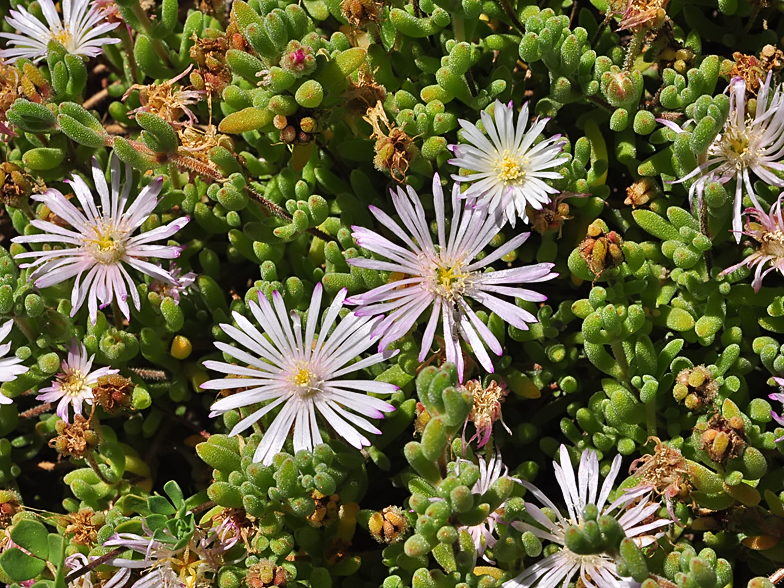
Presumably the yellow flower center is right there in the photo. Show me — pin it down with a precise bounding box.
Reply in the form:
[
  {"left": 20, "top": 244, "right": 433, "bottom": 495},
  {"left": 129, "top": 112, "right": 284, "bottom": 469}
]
[
  {"left": 494, "top": 152, "right": 526, "bottom": 183},
  {"left": 52, "top": 27, "right": 74, "bottom": 50},
  {"left": 289, "top": 364, "right": 321, "bottom": 396},
  {"left": 427, "top": 260, "right": 471, "bottom": 301},
  {"left": 84, "top": 223, "right": 127, "bottom": 264},
  {"left": 60, "top": 371, "right": 87, "bottom": 397},
  {"left": 762, "top": 230, "right": 784, "bottom": 257}
]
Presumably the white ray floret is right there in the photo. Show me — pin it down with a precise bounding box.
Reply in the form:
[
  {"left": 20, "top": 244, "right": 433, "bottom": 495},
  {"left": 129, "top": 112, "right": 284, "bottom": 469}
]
[
  {"left": 505, "top": 445, "right": 671, "bottom": 588},
  {"left": 0, "top": 320, "right": 27, "bottom": 404},
  {"left": 346, "top": 174, "right": 557, "bottom": 382},
  {"left": 0, "top": 0, "right": 121, "bottom": 64},
  {"left": 661, "top": 72, "right": 784, "bottom": 242},
  {"left": 202, "top": 283, "right": 398, "bottom": 465},
  {"left": 36, "top": 338, "right": 118, "bottom": 423},
  {"left": 448, "top": 100, "right": 568, "bottom": 227},
  {"left": 12, "top": 156, "right": 190, "bottom": 325}
]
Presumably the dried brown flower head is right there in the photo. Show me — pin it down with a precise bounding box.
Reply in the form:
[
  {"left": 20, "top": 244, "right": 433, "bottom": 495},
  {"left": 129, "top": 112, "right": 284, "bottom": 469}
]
[
  {"left": 61, "top": 508, "right": 105, "bottom": 547},
  {"left": 92, "top": 374, "right": 134, "bottom": 415},
  {"left": 530, "top": 193, "right": 586, "bottom": 236},
  {"left": 697, "top": 414, "right": 746, "bottom": 464},
  {"left": 340, "top": 0, "right": 384, "bottom": 28},
  {"left": 343, "top": 69, "right": 387, "bottom": 124},
  {"left": 49, "top": 415, "right": 99, "bottom": 459},
  {"left": 123, "top": 66, "right": 204, "bottom": 127},
  {"left": 578, "top": 221, "right": 625, "bottom": 279},
  {"left": 0, "top": 162, "right": 31, "bottom": 207},
  {"left": 178, "top": 122, "right": 234, "bottom": 169},
  {"left": 368, "top": 506, "right": 408, "bottom": 544},
  {"left": 673, "top": 365, "right": 718, "bottom": 412},
  {"left": 365, "top": 101, "right": 417, "bottom": 183},
  {"left": 630, "top": 436, "right": 691, "bottom": 518},
  {"left": 308, "top": 490, "right": 340, "bottom": 527},
  {"left": 189, "top": 34, "right": 233, "bottom": 96},
  {"left": 615, "top": 0, "right": 670, "bottom": 32},
  {"left": 463, "top": 379, "right": 511, "bottom": 448},
  {"left": 625, "top": 177, "right": 661, "bottom": 207},
  {"left": 730, "top": 46, "right": 784, "bottom": 98}
]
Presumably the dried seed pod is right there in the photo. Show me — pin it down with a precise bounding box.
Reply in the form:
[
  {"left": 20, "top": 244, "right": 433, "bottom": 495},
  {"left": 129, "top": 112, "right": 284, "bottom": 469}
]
[{"left": 368, "top": 506, "right": 409, "bottom": 544}]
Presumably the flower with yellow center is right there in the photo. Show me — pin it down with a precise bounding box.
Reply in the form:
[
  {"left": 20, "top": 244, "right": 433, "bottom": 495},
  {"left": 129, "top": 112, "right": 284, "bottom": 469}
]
[
  {"left": 661, "top": 72, "right": 784, "bottom": 242},
  {"left": 448, "top": 100, "right": 568, "bottom": 228},
  {"left": 0, "top": 0, "right": 120, "bottom": 64},
  {"left": 203, "top": 283, "right": 397, "bottom": 465},
  {"left": 36, "top": 339, "right": 117, "bottom": 423},
  {"left": 721, "top": 192, "right": 784, "bottom": 291},
  {"left": 13, "top": 155, "right": 190, "bottom": 325},
  {"left": 506, "top": 445, "right": 671, "bottom": 588},
  {"left": 103, "top": 525, "right": 237, "bottom": 588},
  {"left": 347, "top": 175, "right": 558, "bottom": 382}
]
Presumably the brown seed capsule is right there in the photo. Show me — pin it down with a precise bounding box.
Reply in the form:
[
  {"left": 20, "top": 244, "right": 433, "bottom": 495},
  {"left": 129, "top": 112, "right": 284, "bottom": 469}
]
[
  {"left": 697, "top": 414, "right": 747, "bottom": 464},
  {"left": 578, "top": 221, "right": 625, "bottom": 279},
  {"left": 625, "top": 178, "right": 660, "bottom": 207},
  {"left": 246, "top": 559, "right": 290, "bottom": 588},
  {"left": 92, "top": 374, "right": 134, "bottom": 415},
  {"left": 673, "top": 365, "right": 717, "bottom": 412},
  {"left": 49, "top": 415, "right": 100, "bottom": 459},
  {"left": 368, "top": 506, "right": 409, "bottom": 544}
]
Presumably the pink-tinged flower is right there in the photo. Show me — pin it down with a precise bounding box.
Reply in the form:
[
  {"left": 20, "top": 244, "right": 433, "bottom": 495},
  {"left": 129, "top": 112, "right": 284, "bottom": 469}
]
[
  {"left": 463, "top": 378, "right": 511, "bottom": 448},
  {"left": 102, "top": 525, "right": 232, "bottom": 588},
  {"left": 660, "top": 72, "right": 784, "bottom": 242},
  {"left": 506, "top": 446, "right": 671, "bottom": 588},
  {"left": 448, "top": 100, "right": 568, "bottom": 228},
  {"left": 720, "top": 193, "right": 784, "bottom": 291},
  {"left": 12, "top": 155, "right": 190, "bottom": 325},
  {"left": 0, "top": 0, "right": 120, "bottom": 63},
  {"left": 346, "top": 174, "right": 557, "bottom": 382},
  {"left": 769, "top": 377, "right": 784, "bottom": 441},
  {"left": 149, "top": 264, "right": 197, "bottom": 305},
  {"left": 36, "top": 338, "right": 118, "bottom": 423},
  {"left": 0, "top": 320, "right": 27, "bottom": 403},
  {"left": 202, "top": 283, "right": 398, "bottom": 465}
]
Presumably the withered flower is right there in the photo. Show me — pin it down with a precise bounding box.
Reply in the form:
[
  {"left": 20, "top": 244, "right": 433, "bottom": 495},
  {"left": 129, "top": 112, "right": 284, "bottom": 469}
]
[
  {"left": 578, "top": 221, "right": 625, "bottom": 279},
  {"left": 364, "top": 100, "right": 417, "bottom": 183},
  {"left": 673, "top": 365, "right": 718, "bottom": 412},
  {"left": 697, "top": 414, "right": 747, "bottom": 464},
  {"left": 92, "top": 373, "right": 134, "bottom": 415},
  {"left": 49, "top": 415, "right": 100, "bottom": 459},
  {"left": 123, "top": 65, "right": 204, "bottom": 127},
  {"left": 463, "top": 379, "right": 511, "bottom": 448},
  {"left": 368, "top": 506, "right": 409, "bottom": 544}
]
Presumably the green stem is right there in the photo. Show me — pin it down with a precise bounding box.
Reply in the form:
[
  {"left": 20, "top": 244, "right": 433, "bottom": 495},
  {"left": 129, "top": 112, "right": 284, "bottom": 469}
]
[
  {"left": 85, "top": 452, "right": 114, "bottom": 486},
  {"left": 610, "top": 340, "right": 629, "bottom": 381},
  {"left": 623, "top": 30, "right": 645, "bottom": 71},
  {"left": 130, "top": 2, "right": 172, "bottom": 67},
  {"left": 498, "top": 0, "right": 525, "bottom": 34},
  {"left": 116, "top": 26, "right": 140, "bottom": 83},
  {"left": 645, "top": 400, "right": 657, "bottom": 437}
]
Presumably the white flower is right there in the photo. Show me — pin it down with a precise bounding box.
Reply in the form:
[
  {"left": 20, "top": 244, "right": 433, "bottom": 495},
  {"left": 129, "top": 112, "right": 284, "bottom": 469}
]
[
  {"left": 448, "top": 100, "right": 568, "bottom": 228},
  {"left": 202, "top": 283, "right": 398, "bottom": 465},
  {"left": 12, "top": 155, "right": 190, "bottom": 325},
  {"left": 346, "top": 174, "right": 558, "bottom": 382},
  {"left": 149, "top": 263, "right": 197, "bottom": 305},
  {"left": 0, "top": 320, "right": 27, "bottom": 403},
  {"left": 36, "top": 338, "right": 118, "bottom": 423},
  {"left": 506, "top": 445, "right": 671, "bottom": 588},
  {"left": 103, "top": 526, "right": 230, "bottom": 588},
  {"left": 460, "top": 451, "right": 511, "bottom": 562},
  {"left": 662, "top": 72, "right": 784, "bottom": 242},
  {"left": 0, "top": 0, "right": 121, "bottom": 64}
]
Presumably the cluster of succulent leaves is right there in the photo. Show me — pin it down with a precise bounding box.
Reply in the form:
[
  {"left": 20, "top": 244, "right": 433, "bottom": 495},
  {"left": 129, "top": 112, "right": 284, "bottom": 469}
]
[{"left": 3, "top": 0, "right": 784, "bottom": 585}]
